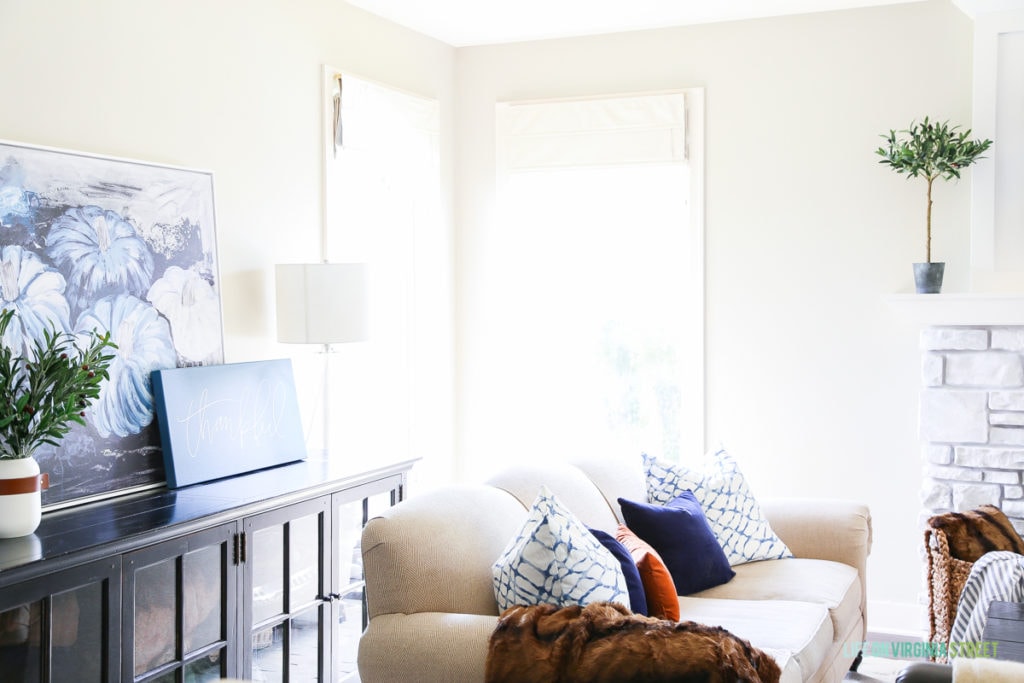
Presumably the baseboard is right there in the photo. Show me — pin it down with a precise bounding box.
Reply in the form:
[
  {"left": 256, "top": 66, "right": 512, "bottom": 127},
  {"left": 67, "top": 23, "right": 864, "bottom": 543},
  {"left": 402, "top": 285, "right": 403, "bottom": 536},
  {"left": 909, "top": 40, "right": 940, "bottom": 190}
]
[
  {"left": 867, "top": 599, "right": 928, "bottom": 640},
  {"left": 865, "top": 630, "right": 924, "bottom": 645}
]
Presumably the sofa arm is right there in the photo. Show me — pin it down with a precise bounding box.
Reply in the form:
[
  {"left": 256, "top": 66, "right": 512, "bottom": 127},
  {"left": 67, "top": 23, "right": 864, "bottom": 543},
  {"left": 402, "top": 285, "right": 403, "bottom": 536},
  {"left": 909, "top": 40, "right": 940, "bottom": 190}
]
[
  {"left": 358, "top": 612, "right": 496, "bottom": 683},
  {"left": 760, "top": 498, "right": 872, "bottom": 568},
  {"left": 761, "top": 498, "right": 872, "bottom": 619},
  {"left": 361, "top": 485, "right": 526, "bottom": 619}
]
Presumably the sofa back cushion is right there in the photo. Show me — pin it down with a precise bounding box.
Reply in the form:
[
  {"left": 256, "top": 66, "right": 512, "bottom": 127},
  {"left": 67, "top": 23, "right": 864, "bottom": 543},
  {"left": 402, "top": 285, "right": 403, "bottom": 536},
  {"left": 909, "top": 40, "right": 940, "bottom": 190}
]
[
  {"left": 362, "top": 484, "right": 527, "bottom": 619},
  {"left": 487, "top": 463, "right": 619, "bottom": 533},
  {"left": 573, "top": 457, "right": 648, "bottom": 523}
]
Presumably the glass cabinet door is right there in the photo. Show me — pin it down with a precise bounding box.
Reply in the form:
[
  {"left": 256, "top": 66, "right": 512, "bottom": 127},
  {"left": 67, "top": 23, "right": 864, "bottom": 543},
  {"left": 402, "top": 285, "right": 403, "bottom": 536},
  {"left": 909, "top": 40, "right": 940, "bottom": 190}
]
[
  {"left": 0, "top": 556, "right": 119, "bottom": 683},
  {"left": 333, "top": 479, "right": 405, "bottom": 683},
  {"left": 333, "top": 497, "right": 364, "bottom": 682},
  {"left": 243, "top": 495, "right": 331, "bottom": 682},
  {"left": 123, "top": 523, "right": 236, "bottom": 682}
]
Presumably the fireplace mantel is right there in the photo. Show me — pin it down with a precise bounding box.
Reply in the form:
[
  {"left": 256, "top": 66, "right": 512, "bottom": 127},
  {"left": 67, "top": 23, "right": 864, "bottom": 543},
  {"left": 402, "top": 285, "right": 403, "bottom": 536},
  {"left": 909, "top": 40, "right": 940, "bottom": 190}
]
[{"left": 886, "top": 292, "right": 1024, "bottom": 326}]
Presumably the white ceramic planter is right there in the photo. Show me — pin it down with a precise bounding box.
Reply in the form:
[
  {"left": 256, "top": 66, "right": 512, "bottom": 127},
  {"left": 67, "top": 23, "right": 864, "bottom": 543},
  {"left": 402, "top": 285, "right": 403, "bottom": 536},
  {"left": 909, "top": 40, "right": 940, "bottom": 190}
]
[{"left": 0, "top": 457, "right": 44, "bottom": 538}]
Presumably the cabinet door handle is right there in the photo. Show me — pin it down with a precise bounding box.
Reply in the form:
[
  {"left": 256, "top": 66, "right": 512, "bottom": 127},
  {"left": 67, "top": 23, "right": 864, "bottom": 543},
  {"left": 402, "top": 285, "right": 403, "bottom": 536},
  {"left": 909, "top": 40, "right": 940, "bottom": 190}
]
[{"left": 233, "top": 532, "right": 248, "bottom": 565}]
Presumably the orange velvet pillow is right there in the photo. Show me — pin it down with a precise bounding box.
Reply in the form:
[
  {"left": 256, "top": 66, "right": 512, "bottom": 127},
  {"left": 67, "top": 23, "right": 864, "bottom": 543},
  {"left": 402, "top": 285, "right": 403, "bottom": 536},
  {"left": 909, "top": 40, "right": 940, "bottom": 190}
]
[{"left": 615, "top": 523, "right": 680, "bottom": 621}]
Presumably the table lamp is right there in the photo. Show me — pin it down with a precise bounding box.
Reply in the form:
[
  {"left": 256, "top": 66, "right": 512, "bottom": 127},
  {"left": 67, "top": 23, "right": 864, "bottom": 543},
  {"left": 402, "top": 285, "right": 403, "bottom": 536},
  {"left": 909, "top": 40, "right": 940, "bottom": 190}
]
[{"left": 275, "top": 263, "right": 369, "bottom": 451}]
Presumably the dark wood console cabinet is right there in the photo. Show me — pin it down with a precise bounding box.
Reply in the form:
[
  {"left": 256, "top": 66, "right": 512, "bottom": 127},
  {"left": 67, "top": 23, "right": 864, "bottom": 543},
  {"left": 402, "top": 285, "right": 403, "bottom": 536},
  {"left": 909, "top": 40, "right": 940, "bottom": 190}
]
[{"left": 0, "top": 456, "right": 414, "bottom": 683}]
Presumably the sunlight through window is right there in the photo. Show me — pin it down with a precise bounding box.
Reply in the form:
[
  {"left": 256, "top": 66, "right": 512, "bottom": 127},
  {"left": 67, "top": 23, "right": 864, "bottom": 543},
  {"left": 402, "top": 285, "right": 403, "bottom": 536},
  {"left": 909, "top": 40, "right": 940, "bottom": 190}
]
[{"left": 489, "top": 91, "right": 703, "bottom": 464}]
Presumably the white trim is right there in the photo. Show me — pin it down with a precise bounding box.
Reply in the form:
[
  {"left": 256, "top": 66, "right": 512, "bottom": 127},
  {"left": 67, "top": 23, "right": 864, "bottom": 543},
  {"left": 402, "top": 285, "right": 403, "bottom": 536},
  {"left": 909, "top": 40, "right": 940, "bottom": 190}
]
[
  {"left": 885, "top": 292, "right": 1024, "bottom": 326},
  {"left": 954, "top": 0, "right": 1024, "bottom": 18},
  {"left": 687, "top": 88, "right": 707, "bottom": 457},
  {"left": 969, "top": 10, "right": 1024, "bottom": 279}
]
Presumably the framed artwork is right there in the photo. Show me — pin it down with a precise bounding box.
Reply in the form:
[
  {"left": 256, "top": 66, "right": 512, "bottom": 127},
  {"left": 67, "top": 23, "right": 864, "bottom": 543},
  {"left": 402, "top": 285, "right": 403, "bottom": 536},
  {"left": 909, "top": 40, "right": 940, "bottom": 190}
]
[
  {"left": 0, "top": 139, "right": 223, "bottom": 509},
  {"left": 152, "top": 359, "right": 307, "bottom": 489}
]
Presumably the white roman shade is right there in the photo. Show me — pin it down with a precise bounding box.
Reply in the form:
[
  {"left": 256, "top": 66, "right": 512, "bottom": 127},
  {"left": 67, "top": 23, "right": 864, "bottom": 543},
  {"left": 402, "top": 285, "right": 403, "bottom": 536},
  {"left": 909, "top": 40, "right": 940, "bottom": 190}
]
[{"left": 497, "top": 92, "right": 687, "bottom": 171}]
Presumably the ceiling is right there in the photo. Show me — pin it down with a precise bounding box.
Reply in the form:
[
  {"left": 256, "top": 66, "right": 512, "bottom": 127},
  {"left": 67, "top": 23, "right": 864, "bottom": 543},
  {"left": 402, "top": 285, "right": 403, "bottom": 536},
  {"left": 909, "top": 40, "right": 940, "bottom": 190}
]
[{"left": 346, "top": 0, "right": 926, "bottom": 47}]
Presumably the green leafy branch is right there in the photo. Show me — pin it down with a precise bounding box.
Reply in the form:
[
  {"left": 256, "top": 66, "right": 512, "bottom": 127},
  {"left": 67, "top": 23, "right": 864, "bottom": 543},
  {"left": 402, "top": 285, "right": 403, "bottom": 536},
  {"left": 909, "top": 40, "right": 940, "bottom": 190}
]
[
  {"left": 0, "top": 309, "right": 117, "bottom": 460},
  {"left": 876, "top": 117, "right": 992, "bottom": 263}
]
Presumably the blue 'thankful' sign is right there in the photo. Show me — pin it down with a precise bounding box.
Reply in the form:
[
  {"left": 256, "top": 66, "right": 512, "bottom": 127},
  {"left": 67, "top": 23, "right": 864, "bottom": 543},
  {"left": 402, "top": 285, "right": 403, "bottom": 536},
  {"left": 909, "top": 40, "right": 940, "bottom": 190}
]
[{"left": 152, "top": 359, "right": 307, "bottom": 488}]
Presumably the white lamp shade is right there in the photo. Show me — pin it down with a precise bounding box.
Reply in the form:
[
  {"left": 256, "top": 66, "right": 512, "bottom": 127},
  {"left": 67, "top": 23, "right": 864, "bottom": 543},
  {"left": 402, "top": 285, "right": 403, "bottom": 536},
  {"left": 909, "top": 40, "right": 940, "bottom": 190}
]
[{"left": 275, "top": 263, "right": 369, "bottom": 344}]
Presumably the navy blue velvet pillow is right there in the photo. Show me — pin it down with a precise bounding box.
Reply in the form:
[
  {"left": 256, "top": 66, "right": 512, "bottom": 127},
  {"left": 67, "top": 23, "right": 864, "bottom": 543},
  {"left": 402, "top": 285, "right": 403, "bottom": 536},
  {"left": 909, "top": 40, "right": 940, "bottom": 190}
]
[
  {"left": 618, "top": 492, "right": 735, "bottom": 595},
  {"left": 589, "top": 528, "right": 648, "bottom": 616}
]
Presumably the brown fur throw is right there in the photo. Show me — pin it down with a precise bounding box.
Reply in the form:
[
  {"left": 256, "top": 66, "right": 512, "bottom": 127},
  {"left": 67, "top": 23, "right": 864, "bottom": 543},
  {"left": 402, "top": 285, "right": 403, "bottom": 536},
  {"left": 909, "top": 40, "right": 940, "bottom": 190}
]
[
  {"left": 486, "top": 602, "right": 781, "bottom": 683},
  {"left": 928, "top": 505, "right": 1024, "bottom": 563}
]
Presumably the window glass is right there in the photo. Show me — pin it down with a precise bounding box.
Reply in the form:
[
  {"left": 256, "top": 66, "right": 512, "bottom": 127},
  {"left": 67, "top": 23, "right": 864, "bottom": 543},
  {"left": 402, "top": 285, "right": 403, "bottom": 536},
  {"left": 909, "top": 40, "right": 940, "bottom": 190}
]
[
  {"left": 487, "top": 91, "right": 703, "bottom": 465},
  {"left": 320, "top": 70, "right": 447, "bottom": 481}
]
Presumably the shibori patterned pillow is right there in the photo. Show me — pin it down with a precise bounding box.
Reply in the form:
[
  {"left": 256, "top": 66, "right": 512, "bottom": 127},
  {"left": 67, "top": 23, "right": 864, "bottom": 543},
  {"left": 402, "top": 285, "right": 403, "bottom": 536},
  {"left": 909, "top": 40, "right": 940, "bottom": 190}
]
[
  {"left": 643, "top": 448, "right": 792, "bottom": 566},
  {"left": 492, "top": 486, "right": 629, "bottom": 612}
]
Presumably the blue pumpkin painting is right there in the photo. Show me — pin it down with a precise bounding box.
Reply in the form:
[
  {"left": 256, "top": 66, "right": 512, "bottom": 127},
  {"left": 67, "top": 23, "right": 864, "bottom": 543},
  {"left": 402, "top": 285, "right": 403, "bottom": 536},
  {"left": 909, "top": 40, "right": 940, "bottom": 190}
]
[{"left": 0, "top": 141, "right": 223, "bottom": 507}]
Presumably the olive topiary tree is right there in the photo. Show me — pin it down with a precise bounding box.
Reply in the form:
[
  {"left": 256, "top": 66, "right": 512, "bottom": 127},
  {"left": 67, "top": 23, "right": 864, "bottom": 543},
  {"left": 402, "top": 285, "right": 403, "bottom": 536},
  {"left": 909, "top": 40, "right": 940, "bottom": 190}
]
[{"left": 876, "top": 117, "right": 992, "bottom": 263}]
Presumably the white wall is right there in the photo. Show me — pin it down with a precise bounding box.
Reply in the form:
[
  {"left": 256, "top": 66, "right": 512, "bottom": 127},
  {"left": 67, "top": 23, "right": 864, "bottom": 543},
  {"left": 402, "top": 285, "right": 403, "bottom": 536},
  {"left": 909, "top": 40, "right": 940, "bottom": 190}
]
[
  {"left": 454, "top": 0, "right": 975, "bottom": 634},
  {"left": 0, "top": 0, "right": 980, "bottom": 636},
  {"left": 0, "top": 0, "right": 457, "bottom": 485}
]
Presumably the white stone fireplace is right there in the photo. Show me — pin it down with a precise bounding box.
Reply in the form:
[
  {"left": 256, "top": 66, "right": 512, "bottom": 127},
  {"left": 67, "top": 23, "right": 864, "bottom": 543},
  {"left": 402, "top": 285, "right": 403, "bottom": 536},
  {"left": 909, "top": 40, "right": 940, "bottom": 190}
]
[
  {"left": 919, "top": 324, "right": 1024, "bottom": 532},
  {"left": 878, "top": 4, "right": 1024, "bottom": 633},
  {"left": 907, "top": 2, "right": 1024, "bottom": 532}
]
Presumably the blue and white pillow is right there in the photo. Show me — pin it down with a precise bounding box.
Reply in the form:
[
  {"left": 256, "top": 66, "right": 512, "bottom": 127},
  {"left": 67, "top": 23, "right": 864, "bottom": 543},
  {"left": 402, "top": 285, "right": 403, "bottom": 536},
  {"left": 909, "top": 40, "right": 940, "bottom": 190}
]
[
  {"left": 492, "top": 486, "right": 629, "bottom": 611},
  {"left": 644, "top": 447, "right": 792, "bottom": 566}
]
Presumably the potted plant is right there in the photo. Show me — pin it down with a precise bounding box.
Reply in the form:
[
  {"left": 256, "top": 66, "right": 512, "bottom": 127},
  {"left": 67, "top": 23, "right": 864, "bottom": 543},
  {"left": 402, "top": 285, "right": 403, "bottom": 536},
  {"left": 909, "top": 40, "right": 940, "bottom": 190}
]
[
  {"left": 0, "top": 309, "right": 115, "bottom": 537},
  {"left": 876, "top": 117, "right": 992, "bottom": 293}
]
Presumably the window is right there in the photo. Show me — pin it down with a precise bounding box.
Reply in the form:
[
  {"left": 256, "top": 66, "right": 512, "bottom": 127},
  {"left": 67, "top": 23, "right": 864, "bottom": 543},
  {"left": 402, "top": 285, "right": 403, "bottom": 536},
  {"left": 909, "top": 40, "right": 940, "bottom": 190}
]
[
  {"left": 320, "top": 69, "right": 449, "bottom": 484},
  {"left": 483, "top": 90, "right": 704, "bottom": 465}
]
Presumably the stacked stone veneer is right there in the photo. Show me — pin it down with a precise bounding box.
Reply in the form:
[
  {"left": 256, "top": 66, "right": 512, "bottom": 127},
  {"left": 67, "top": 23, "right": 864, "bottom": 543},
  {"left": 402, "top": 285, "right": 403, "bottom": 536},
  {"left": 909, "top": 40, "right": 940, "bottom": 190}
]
[{"left": 920, "top": 326, "right": 1024, "bottom": 533}]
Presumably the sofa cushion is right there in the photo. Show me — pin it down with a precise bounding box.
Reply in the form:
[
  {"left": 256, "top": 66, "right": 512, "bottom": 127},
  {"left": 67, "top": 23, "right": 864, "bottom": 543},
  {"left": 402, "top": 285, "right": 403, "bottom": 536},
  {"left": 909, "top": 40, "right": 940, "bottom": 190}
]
[
  {"left": 488, "top": 463, "right": 620, "bottom": 532},
  {"left": 615, "top": 524, "right": 680, "bottom": 620},
  {"left": 492, "top": 486, "right": 629, "bottom": 611},
  {"left": 762, "top": 649, "right": 802, "bottom": 683},
  {"left": 573, "top": 457, "right": 648, "bottom": 524},
  {"left": 644, "top": 449, "right": 792, "bottom": 566},
  {"left": 677, "top": 596, "right": 833, "bottom": 682},
  {"left": 619, "top": 494, "right": 735, "bottom": 595},
  {"left": 589, "top": 528, "right": 647, "bottom": 615},
  {"left": 689, "top": 557, "right": 861, "bottom": 646}
]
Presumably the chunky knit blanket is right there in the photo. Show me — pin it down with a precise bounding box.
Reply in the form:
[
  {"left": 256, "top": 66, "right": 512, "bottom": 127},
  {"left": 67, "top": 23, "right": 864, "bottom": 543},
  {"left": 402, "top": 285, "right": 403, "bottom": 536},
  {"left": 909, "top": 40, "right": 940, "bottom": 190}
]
[{"left": 485, "top": 601, "right": 781, "bottom": 683}]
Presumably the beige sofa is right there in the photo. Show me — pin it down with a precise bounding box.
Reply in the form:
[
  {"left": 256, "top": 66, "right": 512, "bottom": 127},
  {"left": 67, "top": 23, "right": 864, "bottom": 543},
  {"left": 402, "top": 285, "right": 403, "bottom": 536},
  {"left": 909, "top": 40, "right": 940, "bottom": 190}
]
[{"left": 358, "top": 458, "right": 872, "bottom": 683}]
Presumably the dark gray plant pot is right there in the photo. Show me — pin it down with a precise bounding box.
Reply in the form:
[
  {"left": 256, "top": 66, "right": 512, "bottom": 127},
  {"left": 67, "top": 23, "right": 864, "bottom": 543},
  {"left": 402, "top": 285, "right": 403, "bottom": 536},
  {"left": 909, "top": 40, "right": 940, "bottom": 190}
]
[{"left": 913, "top": 262, "right": 945, "bottom": 294}]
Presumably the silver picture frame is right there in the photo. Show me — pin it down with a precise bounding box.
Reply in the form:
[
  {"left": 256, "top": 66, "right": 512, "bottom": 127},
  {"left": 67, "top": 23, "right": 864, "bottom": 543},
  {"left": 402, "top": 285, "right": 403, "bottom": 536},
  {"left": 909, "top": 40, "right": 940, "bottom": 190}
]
[{"left": 0, "top": 139, "right": 224, "bottom": 509}]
